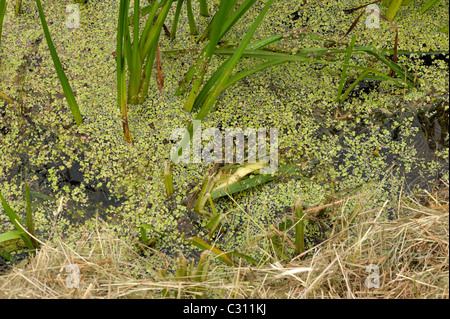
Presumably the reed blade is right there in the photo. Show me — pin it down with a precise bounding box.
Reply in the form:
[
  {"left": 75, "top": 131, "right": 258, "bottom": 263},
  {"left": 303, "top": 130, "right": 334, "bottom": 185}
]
[{"left": 35, "top": 0, "right": 83, "bottom": 126}]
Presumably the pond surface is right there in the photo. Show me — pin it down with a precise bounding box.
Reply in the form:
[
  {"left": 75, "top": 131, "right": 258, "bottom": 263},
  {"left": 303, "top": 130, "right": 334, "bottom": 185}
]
[{"left": 0, "top": 0, "right": 448, "bottom": 266}]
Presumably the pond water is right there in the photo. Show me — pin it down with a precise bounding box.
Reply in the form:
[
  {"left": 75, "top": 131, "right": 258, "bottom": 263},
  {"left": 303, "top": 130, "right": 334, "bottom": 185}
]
[{"left": 0, "top": 0, "right": 448, "bottom": 268}]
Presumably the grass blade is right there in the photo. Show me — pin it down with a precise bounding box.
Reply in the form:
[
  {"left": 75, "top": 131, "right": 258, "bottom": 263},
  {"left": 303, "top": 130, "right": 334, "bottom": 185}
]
[
  {"left": 25, "top": 182, "right": 38, "bottom": 249},
  {"left": 0, "top": 90, "right": 13, "bottom": 103},
  {"left": 135, "top": 0, "right": 172, "bottom": 104},
  {"left": 170, "top": 0, "right": 183, "bottom": 40},
  {"left": 339, "top": 70, "right": 371, "bottom": 102},
  {"left": 138, "top": 0, "right": 160, "bottom": 54},
  {"left": 186, "top": 0, "right": 198, "bottom": 35},
  {"left": 191, "top": 237, "right": 236, "bottom": 266},
  {"left": 294, "top": 200, "right": 305, "bottom": 255},
  {"left": 176, "top": 0, "right": 240, "bottom": 95},
  {"left": 385, "top": 0, "right": 404, "bottom": 21},
  {"left": 214, "top": 46, "right": 413, "bottom": 87},
  {"left": 194, "top": 0, "right": 274, "bottom": 121},
  {"left": 15, "top": 0, "right": 21, "bottom": 16},
  {"left": 199, "top": 0, "right": 209, "bottom": 17},
  {"left": 183, "top": 0, "right": 233, "bottom": 112},
  {"left": 336, "top": 35, "right": 356, "bottom": 101},
  {"left": 220, "top": 0, "right": 257, "bottom": 39},
  {"left": 0, "top": 0, "right": 6, "bottom": 49},
  {"left": 171, "top": 0, "right": 278, "bottom": 161},
  {"left": 228, "top": 251, "right": 260, "bottom": 266},
  {"left": 139, "top": 0, "right": 171, "bottom": 61},
  {"left": 128, "top": 1, "right": 159, "bottom": 25},
  {"left": 35, "top": 0, "right": 83, "bottom": 126},
  {"left": 421, "top": 0, "right": 440, "bottom": 13}
]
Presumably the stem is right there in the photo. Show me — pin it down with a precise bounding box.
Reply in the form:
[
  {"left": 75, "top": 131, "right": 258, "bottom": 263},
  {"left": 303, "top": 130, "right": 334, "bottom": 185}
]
[
  {"left": 128, "top": 0, "right": 142, "bottom": 104},
  {"left": 339, "top": 70, "right": 371, "bottom": 103},
  {"left": 117, "top": 0, "right": 133, "bottom": 143},
  {"left": 294, "top": 200, "right": 305, "bottom": 256},
  {"left": 135, "top": 43, "right": 157, "bottom": 104},
  {"left": 15, "top": 0, "right": 22, "bottom": 16},
  {"left": 0, "top": 0, "right": 6, "bottom": 49},
  {"left": 186, "top": 0, "right": 198, "bottom": 35},
  {"left": 385, "top": 0, "right": 403, "bottom": 21},
  {"left": 170, "top": 0, "right": 183, "bottom": 40},
  {"left": 164, "top": 161, "right": 174, "bottom": 197},
  {"left": 35, "top": 0, "right": 83, "bottom": 126},
  {"left": 336, "top": 35, "right": 356, "bottom": 102},
  {"left": 25, "top": 182, "right": 38, "bottom": 249},
  {"left": 199, "top": 0, "right": 210, "bottom": 17},
  {"left": 0, "top": 90, "right": 12, "bottom": 103}
]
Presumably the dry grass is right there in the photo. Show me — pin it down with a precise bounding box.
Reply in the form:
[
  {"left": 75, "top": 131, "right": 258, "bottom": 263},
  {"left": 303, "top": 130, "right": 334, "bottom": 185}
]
[{"left": 0, "top": 185, "right": 448, "bottom": 299}]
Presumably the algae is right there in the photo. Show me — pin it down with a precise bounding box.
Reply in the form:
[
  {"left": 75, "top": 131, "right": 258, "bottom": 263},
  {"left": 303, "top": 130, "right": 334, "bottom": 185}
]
[{"left": 0, "top": 0, "right": 448, "bottom": 266}]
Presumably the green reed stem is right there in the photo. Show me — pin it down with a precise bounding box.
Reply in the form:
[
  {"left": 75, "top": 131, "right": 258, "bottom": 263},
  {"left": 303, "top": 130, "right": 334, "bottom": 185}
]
[
  {"left": 199, "top": 0, "right": 209, "bottom": 17},
  {"left": 117, "top": 0, "right": 133, "bottom": 143},
  {"left": 0, "top": 0, "right": 6, "bottom": 49},
  {"left": 385, "top": 0, "right": 403, "bottom": 20},
  {"left": 164, "top": 161, "right": 174, "bottom": 197},
  {"left": 336, "top": 35, "right": 356, "bottom": 102},
  {"left": 186, "top": 0, "right": 198, "bottom": 35},
  {"left": 128, "top": 0, "right": 142, "bottom": 104},
  {"left": 294, "top": 200, "right": 305, "bottom": 255},
  {"left": 170, "top": 0, "right": 183, "bottom": 40},
  {"left": 15, "top": 0, "right": 21, "bottom": 16}
]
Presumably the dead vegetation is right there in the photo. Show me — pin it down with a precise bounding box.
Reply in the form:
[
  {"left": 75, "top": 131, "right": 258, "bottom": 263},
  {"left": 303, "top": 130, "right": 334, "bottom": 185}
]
[{"left": 0, "top": 184, "right": 448, "bottom": 299}]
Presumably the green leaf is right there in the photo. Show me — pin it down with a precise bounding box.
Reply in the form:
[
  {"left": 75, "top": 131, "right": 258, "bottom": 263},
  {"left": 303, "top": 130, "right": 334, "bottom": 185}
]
[
  {"left": 0, "top": 0, "right": 6, "bottom": 49},
  {"left": 0, "top": 230, "right": 25, "bottom": 244},
  {"left": 191, "top": 237, "right": 236, "bottom": 266},
  {"left": 140, "top": 224, "right": 166, "bottom": 245},
  {"left": 336, "top": 35, "right": 356, "bottom": 101},
  {"left": 0, "top": 246, "right": 12, "bottom": 261},
  {"left": 0, "top": 192, "right": 35, "bottom": 251},
  {"left": 228, "top": 251, "right": 260, "bottom": 266},
  {"left": 172, "top": 0, "right": 275, "bottom": 162},
  {"left": 35, "top": 0, "right": 83, "bottom": 126},
  {"left": 421, "top": 0, "right": 440, "bottom": 13},
  {"left": 183, "top": 0, "right": 234, "bottom": 112},
  {"left": 210, "top": 164, "right": 301, "bottom": 199},
  {"left": 25, "top": 182, "right": 38, "bottom": 249}
]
